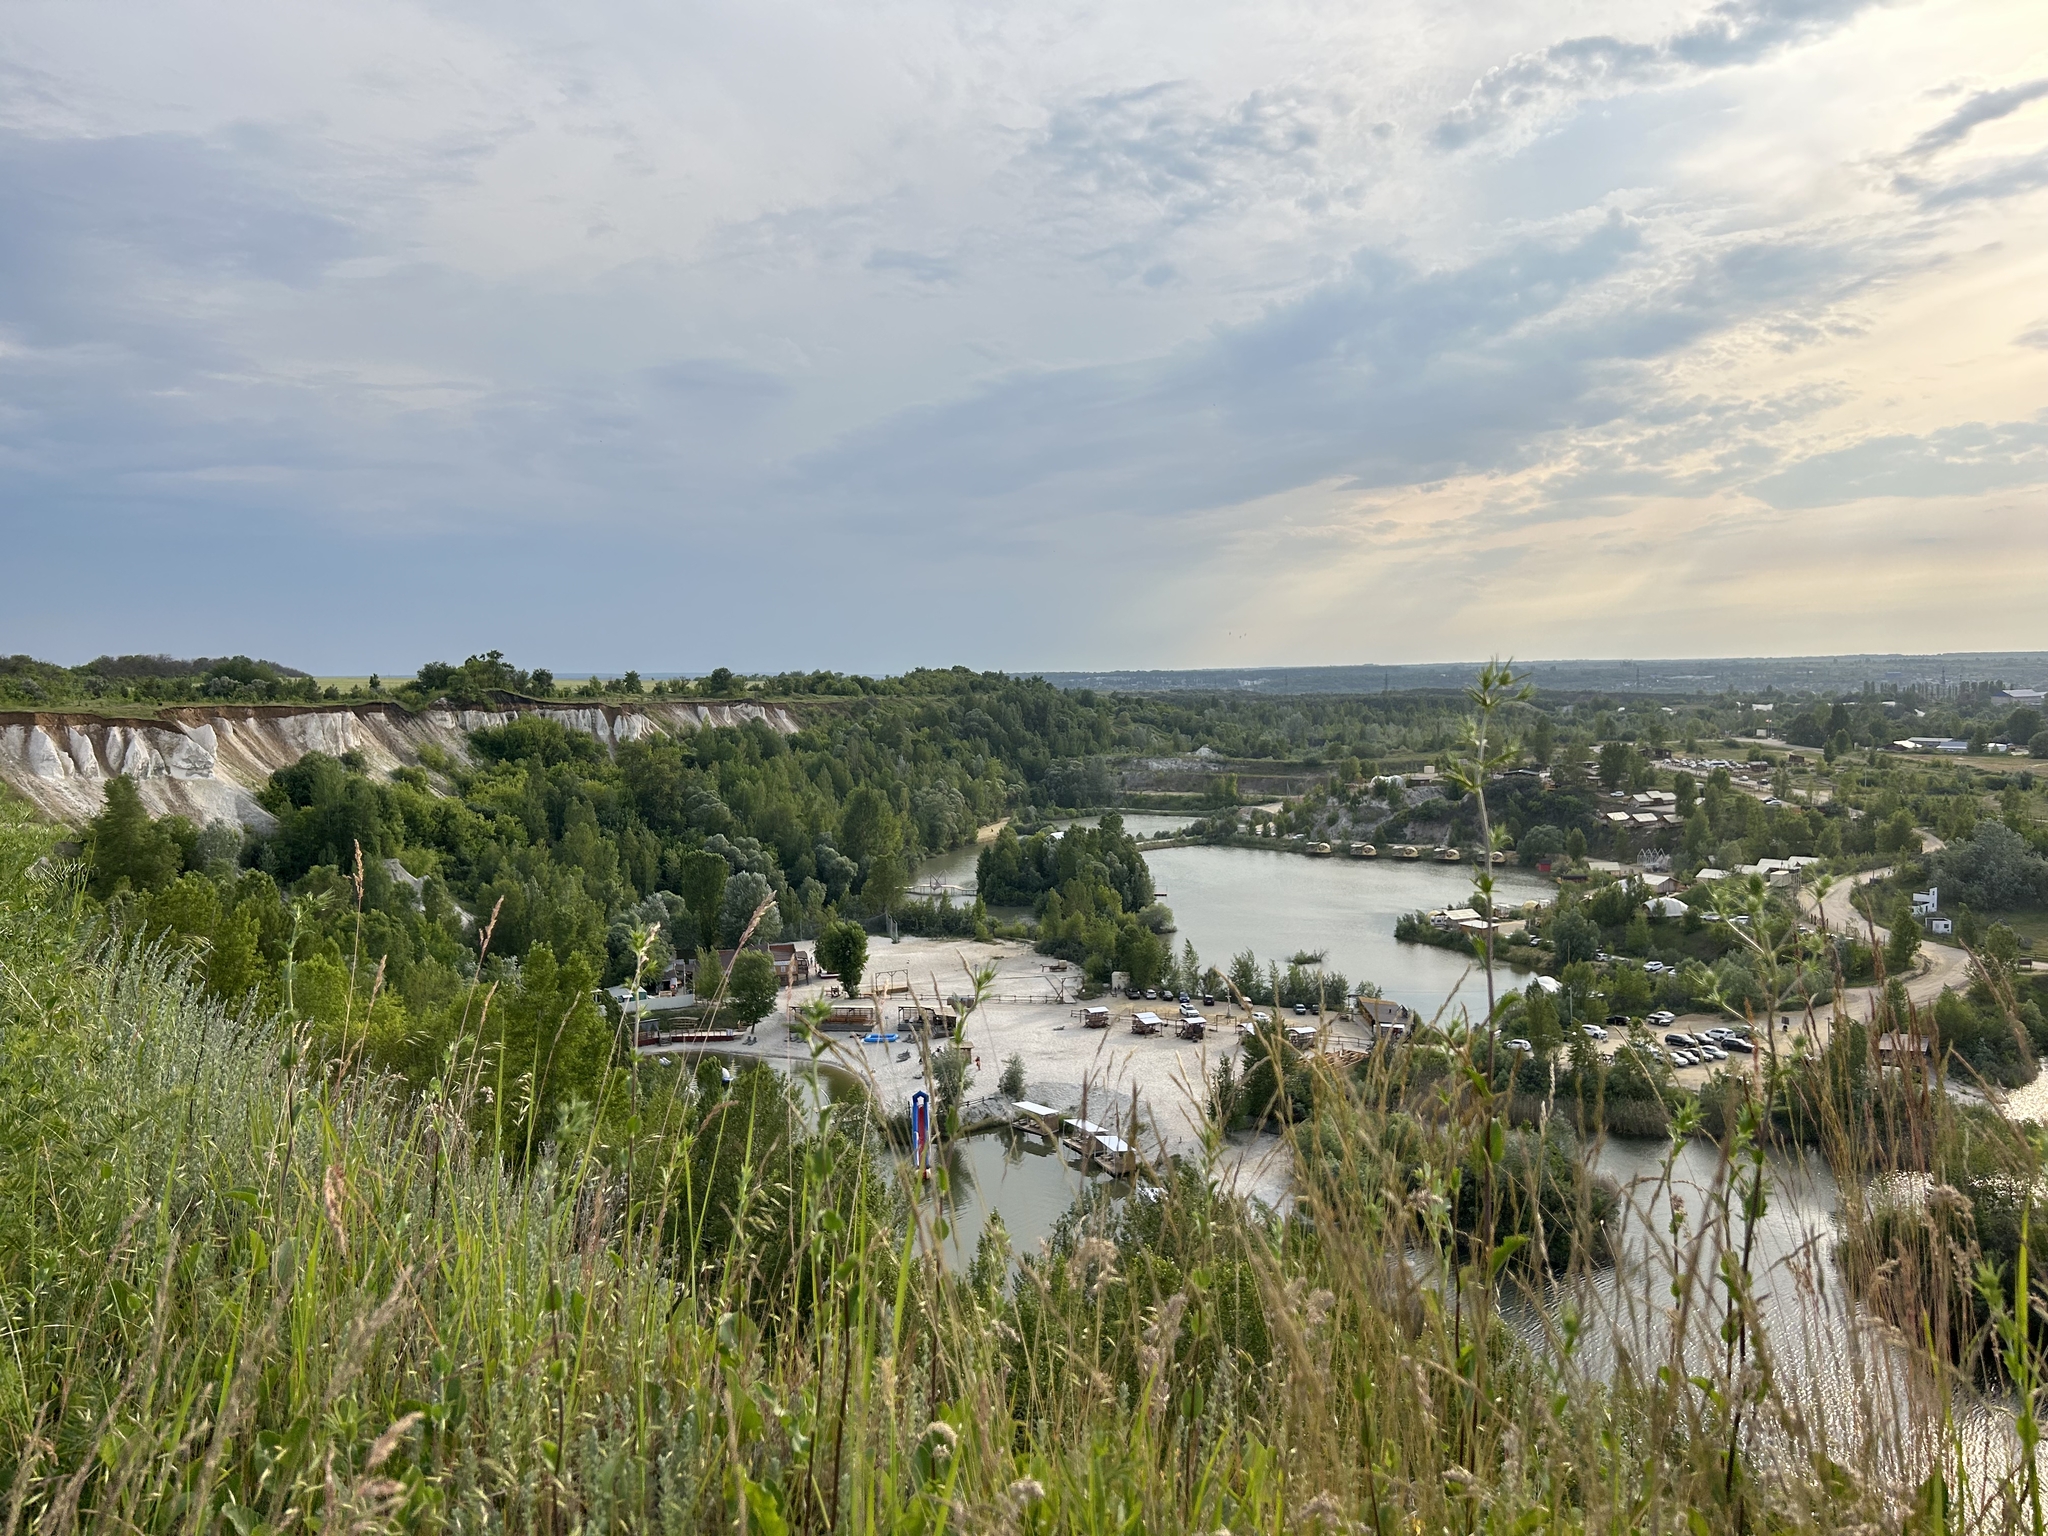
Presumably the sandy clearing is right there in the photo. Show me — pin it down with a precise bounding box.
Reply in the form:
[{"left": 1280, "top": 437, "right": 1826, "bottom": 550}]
[{"left": 691, "top": 933, "right": 1365, "bottom": 1195}]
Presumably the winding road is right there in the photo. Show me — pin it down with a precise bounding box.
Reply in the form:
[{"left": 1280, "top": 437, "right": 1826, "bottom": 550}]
[{"left": 1809, "top": 837, "right": 1970, "bottom": 1018}]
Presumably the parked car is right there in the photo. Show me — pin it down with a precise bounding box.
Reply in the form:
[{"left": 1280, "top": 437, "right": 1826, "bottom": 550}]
[
  {"left": 1582, "top": 1023, "right": 1608, "bottom": 1040},
  {"left": 1126, "top": 988, "right": 1143, "bottom": 1000},
  {"left": 1294, "top": 1003, "right": 1309, "bottom": 1016},
  {"left": 1721, "top": 1037, "right": 1754, "bottom": 1054},
  {"left": 1664, "top": 1031, "right": 1697, "bottom": 1048},
  {"left": 1145, "top": 989, "right": 1158, "bottom": 999},
  {"left": 1202, "top": 993, "right": 1216, "bottom": 1006},
  {"left": 1251, "top": 1011, "right": 1272, "bottom": 1025},
  {"left": 1648, "top": 1010, "right": 1677, "bottom": 1025},
  {"left": 1178, "top": 991, "right": 1191, "bottom": 1004},
  {"left": 1606, "top": 1014, "right": 1631, "bottom": 1028},
  {"left": 1644, "top": 961, "right": 1667, "bottom": 974},
  {"left": 1506, "top": 1037, "right": 1533, "bottom": 1053},
  {"left": 1696, "top": 1043, "right": 1727, "bottom": 1062}
]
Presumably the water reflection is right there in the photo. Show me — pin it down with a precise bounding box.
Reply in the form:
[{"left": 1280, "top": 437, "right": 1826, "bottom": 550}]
[
  {"left": 919, "top": 828, "right": 1551, "bottom": 1021},
  {"left": 1146, "top": 844, "right": 1550, "bottom": 1014},
  {"left": 1501, "top": 1135, "right": 2018, "bottom": 1484},
  {"left": 914, "top": 1129, "right": 1133, "bottom": 1268}
]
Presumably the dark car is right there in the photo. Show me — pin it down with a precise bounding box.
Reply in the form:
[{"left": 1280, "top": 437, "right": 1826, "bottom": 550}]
[
  {"left": 1720, "top": 1036, "right": 1754, "bottom": 1054},
  {"left": 1177, "top": 991, "right": 1191, "bottom": 1004},
  {"left": 1663, "top": 1031, "right": 1697, "bottom": 1048},
  {"left": 1201, "top": 993, "right": 1216, "bottom": 1006},
  {"left": 1126, "top": 988, "right": 1143, "bottom": 1000}
]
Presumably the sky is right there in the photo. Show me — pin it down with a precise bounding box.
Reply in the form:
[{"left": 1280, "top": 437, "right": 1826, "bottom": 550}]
[{"left": 2, "top": 0, "right": 2045, "bottom": 677}]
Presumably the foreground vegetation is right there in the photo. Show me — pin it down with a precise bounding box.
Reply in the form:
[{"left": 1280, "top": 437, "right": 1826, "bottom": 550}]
[{"left": 11, "top": 789, "right": 2048, "bottom": 1533}]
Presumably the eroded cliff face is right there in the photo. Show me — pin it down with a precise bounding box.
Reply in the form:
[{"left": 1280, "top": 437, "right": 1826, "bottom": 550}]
[{"left": 0, "top": 699, "right": 799, "bottom": 829}]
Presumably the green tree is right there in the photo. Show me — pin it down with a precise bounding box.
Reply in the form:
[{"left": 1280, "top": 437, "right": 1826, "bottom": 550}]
[
  {"left": 728, "top": 948, "right": 781, "bottom": 1029},
  {"left": 1597, "top": 741, "right": 1630, "bottom": 791},
  {"left": 84, "top": 776, "right": 186, "bottom": 898},
  {"left": 1523, "top": 985, "right": 1563, "bottom": 1054},
  {"left": 1114, "top": 923, "right": 1167, "bottom": 990},
  {"left": 1228, "top": 948, "right": 1259, "bottom": 1001},
  {"left": 931, "top": 1045, "right": 975, "bottom": 1129},
  {"left": 720, "top": 870, "right": 782, "bottom": 947},
  {"left": 1885, "top": 897, "right": 1922, "bottom": 976},
  {"left": 816, "top": 919, "right": 869, "bottom": 995},
  {"left": 674, "top": 850, "right": 729, "bottom": 942},
  {"left": 1932, "top": 821, "right": 2048, "bottom": 910},
  {"left": 1607, "top": 965, "right": 1653, "bottom": 1016},
  {"left": 998, "top": 1052, "right": 1027, "bottom": 1098},
  {"left": 474, "top": 943, "right": 610, "bottom": 1160},
  {"left": 1551, "top": 908, "right": 1599, "bottom": 968},
  {"left": 837, "top": 787, "right": 902, "bottom": 870},
  {"left": 1565, "top": 827, "right": 1588, "bottom": 862},
  {"left": 862, "top": 852, "right": 908, "bottom": 918},
  {"left": 1622, "top": 912, "right": 1651, "bottom": 955}
]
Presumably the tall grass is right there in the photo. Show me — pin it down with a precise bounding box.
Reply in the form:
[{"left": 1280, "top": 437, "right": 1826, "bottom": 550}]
[{"left": 0, "top": 798, "right": 2039, "bottom": 1533}]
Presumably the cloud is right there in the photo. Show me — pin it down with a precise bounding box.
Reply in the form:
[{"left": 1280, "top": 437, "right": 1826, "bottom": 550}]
[
  {"left": 1029, "top": 81, "right": 1332, "bottom": 222},
  {"left": 1752, "top": 414, "right": 2048, "bottom": 507},
  {"left": 1, "top": 0, "right": 2044, "bottom": 670},
  {"left": 1435, "top": 0, "right": 1877, "bottom": 149},
  {"left": 1903, "top": 78, "right": 2048, "bottom": 158},
  {"left": 794, "top": 213, "right": 1900, "bottom": 530},
  {"left": 0, "top": 128, "right": 356, "bottom": 346},
  {"left": 1904, "top": 147, "right": 2048, "bottom": 208},
  {"left": 865, "top": 247, "right": 958, "bottom": 284}
]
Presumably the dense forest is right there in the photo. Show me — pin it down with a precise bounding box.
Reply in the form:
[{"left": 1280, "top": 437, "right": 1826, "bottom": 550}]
[{"left": 34, "top": 649, "right": 2048, "bottom": 1099}]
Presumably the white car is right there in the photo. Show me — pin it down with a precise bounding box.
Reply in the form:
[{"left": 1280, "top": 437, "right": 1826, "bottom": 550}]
[
  {"left": 1505, "top": 1037, "right": 1533, "bottom": 1053},
  {"left": 1581, "top": 1023, "right": 1608, "bottom": 1040},
  {"left": 1696, "top": 1043, "right": 1728, "bottom": 1062},
  {"left": 1670, "top": 1049, "right": 1699, "bottom": 1067},
  {"left": 1648, "top": 1010, "right": 1677, "bottom": 1026},
  {"left": 1644, "top": 961, "right": 1666, "bottom": 974}
]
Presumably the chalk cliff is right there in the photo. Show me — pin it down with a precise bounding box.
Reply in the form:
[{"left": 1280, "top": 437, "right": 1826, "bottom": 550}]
[{"left": 0, "top": 699, "right": 799, "bottom": 829}]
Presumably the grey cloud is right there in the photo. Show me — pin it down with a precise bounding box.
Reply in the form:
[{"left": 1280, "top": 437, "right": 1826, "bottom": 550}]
[
  {"left": 865, "top": 247, "right": 957, "bottom": 284},
  {"left": 0, "top": 130, "right": 355, "bottom": 343},
  {"left": 2018, "top": 321, "right": 2048, "bottom": 350},
  {"left": 1436, "top": 0, "right": 1876, "bottom": 149},
  {"left": 1904, "top": 79, "right": 2048, "bottom": 158},
  {"left": 1753, "top": 414, "right": 2048, "bottom": 507},
  {"left": 795, "top": 216, "right": 1714, "bottom": 521},
  {"left": 1029, "top": 81, "right": 1332, "bottom": 228},
  {"left": 1903, "top": 147, "right": 2048, "bottom": 207}
]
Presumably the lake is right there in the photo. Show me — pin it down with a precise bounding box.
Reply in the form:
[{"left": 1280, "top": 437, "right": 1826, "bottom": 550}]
[
  {"left": 1145, "top": 844, "right": 1550, "bottom": 1019},
  {"left": 917, "top": 826, "right": 1549, "bottom": 1022},
  {"left": 917, "top": 1129, "right": 1133, "bottom": 1269}
]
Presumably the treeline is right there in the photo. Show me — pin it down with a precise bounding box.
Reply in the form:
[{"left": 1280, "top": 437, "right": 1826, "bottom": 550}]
[{"left": 0, "top": 652, "right": 323, "bottom": 707}]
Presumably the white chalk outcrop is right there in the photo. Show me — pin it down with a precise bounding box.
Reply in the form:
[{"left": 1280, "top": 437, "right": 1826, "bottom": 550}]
[{"left": 0, "top": 700, "right": 798, "bottom": 829}]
